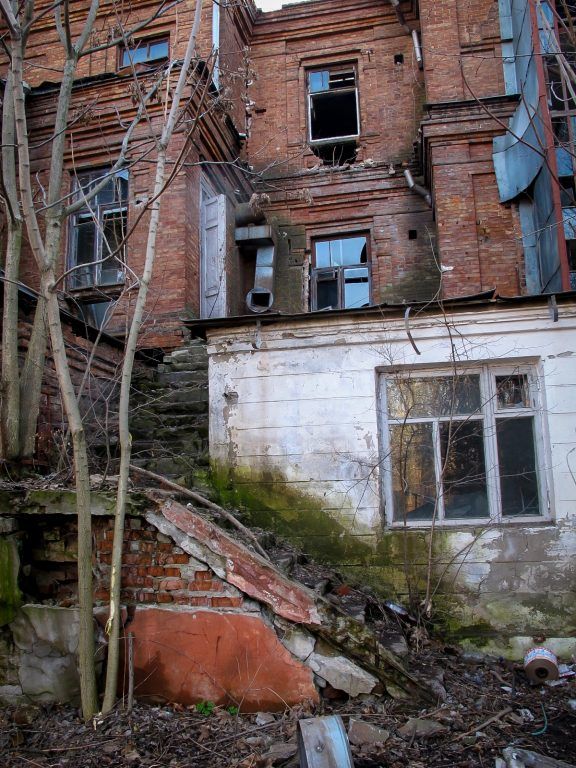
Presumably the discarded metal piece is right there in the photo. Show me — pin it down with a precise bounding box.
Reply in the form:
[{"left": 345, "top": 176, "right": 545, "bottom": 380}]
[
  {"left": 298, "top": 716, "right": 355, "bottom": 768},
  {"left": 383, "top": 600, "right": 416, "bottom": 624},
  {"left": 524, "top": 647, "right": 559, "bottom": 683},
  {"left": 502, "top": 747, "right": 576, "bottom": 768}
]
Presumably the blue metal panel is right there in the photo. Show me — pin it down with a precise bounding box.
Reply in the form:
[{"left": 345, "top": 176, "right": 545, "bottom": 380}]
[{"left": 493, "top": 0, "right": 546, "bottom": 202}]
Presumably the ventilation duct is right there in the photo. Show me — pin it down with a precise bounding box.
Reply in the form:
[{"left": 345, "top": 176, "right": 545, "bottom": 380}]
[{"left": 235, "top": 224, "right": 276, "bottom": 313}]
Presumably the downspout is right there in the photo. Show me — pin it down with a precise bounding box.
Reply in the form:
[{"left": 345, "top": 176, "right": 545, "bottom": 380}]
[
  {"left": 404, "top": 169, "right": 432, "bottom": 207},
  {"left": 387, "top": 0, "right": 423, "bottom": 69}
]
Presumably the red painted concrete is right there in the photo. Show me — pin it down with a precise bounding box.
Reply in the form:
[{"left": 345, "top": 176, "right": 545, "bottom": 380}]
[{"left": 124, "top": 608, "right": 319, "bottom": 711}]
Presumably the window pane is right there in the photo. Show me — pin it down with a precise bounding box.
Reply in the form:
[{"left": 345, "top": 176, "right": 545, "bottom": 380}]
[
  {"left": 71, "top": 215, "right": 96, "bottom": 288},
  {"left": 329, "top": 70, "right": 355, "bottom": 89},
  {"left": 315, "top": 241, "right": 330, "bottom": 267},
  {"left": 496, "top": 374, "right": 530, "bottom": 409},
  {"left": 343, "top": 267, "right": 369, "bottom": 308},
  {"left": 340, "top": 236, "right": 367, "bottom": 265},
  {"left": 309, "top": 71, "right": 329, "bottom": 93},
  {"left": 556, "top": 146, "right": 574, "bottom": 177},
  {"left": 149, "top": 41, "right": 169, "bottom": 60},
  {"left": 80, "top": 301, "right": 114, "bottom": 330},
  {"left": 440, "top": 420, "right": 489, "bottom": 519},
  {"left": 127, "top": 46, "right": 148, "bottom": 65},
  {"left": 390, "top": 423, "right": 436, "bottom": 522},
  {"left": 100, "top": 209, "right": 126, "bottom": 285},
  {"left": 316, "top": 276, "right": 338, "bottom": 309},
  {"left": 387, "top": 375, "right": 481, "bottom": 418},
  {"left": 563, "top": 206, "right": 576, "bottom": 239},
  {"left": 497, "top": 417, "right": 540, "bottom": 516}
]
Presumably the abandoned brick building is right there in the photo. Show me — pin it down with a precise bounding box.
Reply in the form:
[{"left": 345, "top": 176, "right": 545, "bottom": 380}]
[
  {"left": 10, "top": 0, "right": 576, "bottom": 342},
  {"left": 1, "top": 0, "right": 576, "bottom": 708}
]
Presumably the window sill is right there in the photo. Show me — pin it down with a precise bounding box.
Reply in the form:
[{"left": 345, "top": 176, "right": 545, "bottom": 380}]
[
  {"left": 66, "top": 283, "right": 125, "bottom": 301},
  {"left": 387, "top": 518, "right": 555, "bottom": 531}
]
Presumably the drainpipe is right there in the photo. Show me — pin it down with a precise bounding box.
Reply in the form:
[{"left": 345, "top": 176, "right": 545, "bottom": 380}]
[
  {"left": 404, "top": 169, "right": 433, "bottom": 208},
  {"left": 387, "top": 1, "right": 424, "bottom": 69},
  {"left": 388, "top": 0, "right": 411, "bottom": 34},
  {"left": 411, "top": 29, "right": 423, "bottom": 69}
]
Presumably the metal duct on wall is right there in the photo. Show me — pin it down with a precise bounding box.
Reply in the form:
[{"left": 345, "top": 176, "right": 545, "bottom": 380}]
[{"left": 235, "top": 224, "right": 276, "bottom": 313}]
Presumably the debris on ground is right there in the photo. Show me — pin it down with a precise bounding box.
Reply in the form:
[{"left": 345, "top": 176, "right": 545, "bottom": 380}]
[{"left": 1, "top": 642, "right": 575, "bottom": 767}]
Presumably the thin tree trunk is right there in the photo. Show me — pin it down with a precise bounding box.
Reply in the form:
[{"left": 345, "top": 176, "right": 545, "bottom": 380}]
[
  {"left": 102, "top": 0, "right": 204, "bottom": 713},
  {"left": 10, "top": 20, "right": 99, "bottom": 719},
  {"left": 1, "top": 71, "right": 22, "bottom": 460},
  {"left": 45, "top": 281, "right": 98, "bottom": 719},
  {"left": 19, "top": 296, "right": 47, "bottom": 457}
]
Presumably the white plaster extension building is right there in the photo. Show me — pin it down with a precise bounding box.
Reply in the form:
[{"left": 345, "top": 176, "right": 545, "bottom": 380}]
[{"left": 191, "top": 293, "right": 576, "bottom": 656}]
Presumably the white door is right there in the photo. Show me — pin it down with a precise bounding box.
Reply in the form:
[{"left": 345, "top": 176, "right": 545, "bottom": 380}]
[{"left": 200, "top": 188, "right": 227, "bottom": 318}]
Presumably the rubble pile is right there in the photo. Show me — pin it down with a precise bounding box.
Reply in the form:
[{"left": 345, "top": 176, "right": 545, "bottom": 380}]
[{"left": 1, "top": 645, "right": 574, "bottom": 767}]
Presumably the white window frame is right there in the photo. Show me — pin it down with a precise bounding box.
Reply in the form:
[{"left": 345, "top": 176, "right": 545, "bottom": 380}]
[
  {"left": 377, "top": 360, "right": 551, "bottom": 527},
  {"left": 67, "top": 168, "right": 128, "bottom": 291},
  {"left": 307, "top": 65, "right": 360, "bottom": 146}
]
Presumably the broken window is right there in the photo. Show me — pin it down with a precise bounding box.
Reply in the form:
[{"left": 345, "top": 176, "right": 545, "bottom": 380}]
[
  {"left": 68, "top": 169, "right": 128, "bottom": 291},
  {"left": 119, "top": 36, "right": 169, "bottom": 68},
  {"left": 311, "top": 235, "right": 370, "bottom": 310},
  {"left": 307, "top": 66, "right": 359, "bottom": 165},
  {"left": 381, "top": 366, "right": 545, "bottom": 525}
]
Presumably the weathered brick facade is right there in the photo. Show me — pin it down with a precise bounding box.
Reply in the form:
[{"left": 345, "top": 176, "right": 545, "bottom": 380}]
[{"left": 2, "top": 0, "right": 573, "bottom": 343}]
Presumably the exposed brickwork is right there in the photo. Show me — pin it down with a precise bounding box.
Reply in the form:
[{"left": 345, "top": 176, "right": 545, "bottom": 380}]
[
  {"left": 23, "top": 514, "right": 244, "bottom": 611},
  {"left": 2, "top": 0, "right": 569, "bottom": 343}
]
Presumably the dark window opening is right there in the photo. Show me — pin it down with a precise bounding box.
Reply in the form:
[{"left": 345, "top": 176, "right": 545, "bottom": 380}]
[
  {"left": 78, "top": 300, "right": 115, "bottom": 330},
  {"left": 311, "top": 234, "right": 370, "bottom": 310},
  {"left": 68, "top": 168, "right": 128, "bottom": 291},
  {"left": 120, "top": 36, "right": 169, "bottom": 68},
  {"left": 307, "top": 66, "right": 359, "bottom": 166},
  {"left": 408, "top": 229, "right": 418, "bottom": 240},
  {"left": 394, "top": 53, "right": 404, "bottom": 65}
]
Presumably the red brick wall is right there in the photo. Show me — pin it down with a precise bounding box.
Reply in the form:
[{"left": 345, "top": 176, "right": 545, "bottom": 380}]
[
  {"left": 13, "top": 303, "right": 131, "bottom": 464},
  {"left": 25, "top": 513, "right": 244, "bottom": 611},
  {"left": 93, "top": 516, "right": 244, "bottom": 609},
  {"left": 420, "top": 0, "right": 504, "bottom": 103},
  {"left": 248, "top": 0, "right": 424, "bottom": 173}
]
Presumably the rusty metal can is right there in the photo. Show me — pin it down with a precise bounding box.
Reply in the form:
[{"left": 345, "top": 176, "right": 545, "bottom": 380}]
[{"left": 524, "top": 646, "right": 559, "bottom": 683}]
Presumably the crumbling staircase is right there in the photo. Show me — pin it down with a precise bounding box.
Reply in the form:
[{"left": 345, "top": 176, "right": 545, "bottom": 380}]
[{"left": 129, "top": 339, "right": 210, "bottom": 489}]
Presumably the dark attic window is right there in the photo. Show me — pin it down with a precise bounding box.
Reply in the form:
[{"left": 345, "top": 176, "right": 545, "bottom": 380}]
[{"left": 307, "top": 66, "right": 360, "bottom": 166}]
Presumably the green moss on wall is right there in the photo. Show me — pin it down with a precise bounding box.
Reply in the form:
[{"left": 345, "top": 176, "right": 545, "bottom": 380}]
[
  {"left": 211, "top": 463, "right": 375, "bottom": 563},
  {"left": 0, "top": 538, "right": 21, "bottom": 626}
]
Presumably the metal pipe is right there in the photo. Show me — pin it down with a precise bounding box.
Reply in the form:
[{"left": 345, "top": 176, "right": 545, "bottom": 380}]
[
  {"left": 388, "top": 0, "right": 412, "bottom": 34},
  {"left": 404, "top": 168, "right": 433, "bottom": 208},
  {"left": 412, "top": 29, "right": 423, "bottom": 69}
]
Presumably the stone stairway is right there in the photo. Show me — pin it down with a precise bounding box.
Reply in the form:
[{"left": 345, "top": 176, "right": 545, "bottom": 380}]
[{"left": 129, "top": 339, "right": 210, "bottom": 489}]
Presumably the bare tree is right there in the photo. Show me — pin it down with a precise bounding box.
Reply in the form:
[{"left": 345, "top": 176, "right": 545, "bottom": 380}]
[{"left": 0, "top": 0, "right": 224, "bottom": 718}]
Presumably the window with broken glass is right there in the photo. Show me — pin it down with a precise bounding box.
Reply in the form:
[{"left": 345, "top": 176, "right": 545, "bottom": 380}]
[
  {"left": 68, "top": 169, "right": 128, "bottom": 291},
  {"left": 307, "top": 66, "right": 360, "bottom": 165},
  {"left": 311, "top": 235, "right": 370, "bottom": 310},
  {"left": 380, "top": 366, "right": 546, "bottom": 525}
]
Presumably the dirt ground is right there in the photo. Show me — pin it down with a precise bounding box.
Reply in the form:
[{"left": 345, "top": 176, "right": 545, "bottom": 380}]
[{"left": 1, "top": 644, "right": 575, "bottom": 768}]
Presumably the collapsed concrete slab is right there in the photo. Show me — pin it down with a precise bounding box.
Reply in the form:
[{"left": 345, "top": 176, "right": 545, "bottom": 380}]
[{"left": 0, "top": 489, "right": 432, "bottom": 709}]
